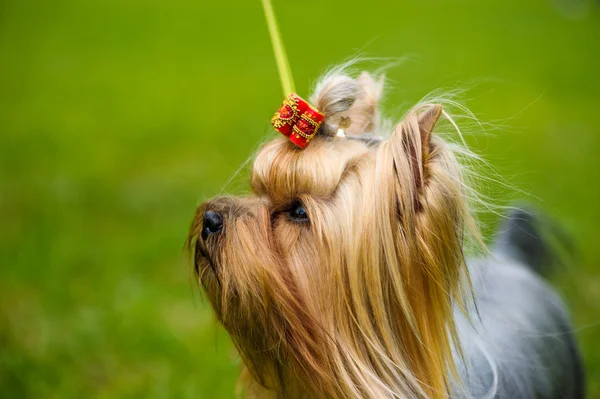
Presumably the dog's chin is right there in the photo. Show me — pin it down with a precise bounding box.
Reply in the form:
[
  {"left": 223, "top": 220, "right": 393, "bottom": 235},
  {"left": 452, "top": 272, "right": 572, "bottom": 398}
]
[{"left": 194, "top": 240, "right": 220, "bottom": 284}]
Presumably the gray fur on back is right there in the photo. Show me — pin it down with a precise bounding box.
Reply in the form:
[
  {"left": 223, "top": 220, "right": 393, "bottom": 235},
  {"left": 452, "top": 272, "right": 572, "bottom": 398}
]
[
  {"left": 453, "top": 210, "right": 585, "bottom": 398},
  {"left": 454, "top": 256, "right": 584, "bottom": 398}
]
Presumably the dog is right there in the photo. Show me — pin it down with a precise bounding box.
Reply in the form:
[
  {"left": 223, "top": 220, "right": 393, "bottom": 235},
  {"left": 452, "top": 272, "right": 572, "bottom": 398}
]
[{"left": 188, "top": 69, "right": 584, "bottom": 398}]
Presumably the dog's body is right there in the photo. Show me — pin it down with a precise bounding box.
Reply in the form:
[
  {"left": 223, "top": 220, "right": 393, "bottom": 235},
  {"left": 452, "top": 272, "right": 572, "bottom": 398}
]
[
  {"left": 453, "top": 212, "right": 584, "bottom": 398},
  {"left": 189, "top": 68, "right": 584, "bottom": 398}
]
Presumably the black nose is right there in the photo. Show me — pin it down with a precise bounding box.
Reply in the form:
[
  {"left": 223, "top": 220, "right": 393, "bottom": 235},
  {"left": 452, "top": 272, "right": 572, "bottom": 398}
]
[{"left": 202, "top": 211, "right": 223, "bottom": 240}]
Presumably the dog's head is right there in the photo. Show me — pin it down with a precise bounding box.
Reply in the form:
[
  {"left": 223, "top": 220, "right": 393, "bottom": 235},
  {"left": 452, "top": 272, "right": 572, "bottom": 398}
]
[{"left": 189, "top": 70, "right": 477, "bottom": 398}]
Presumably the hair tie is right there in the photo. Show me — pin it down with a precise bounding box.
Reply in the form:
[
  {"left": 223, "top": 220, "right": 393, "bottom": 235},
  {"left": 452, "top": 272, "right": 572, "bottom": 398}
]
[{"left": 271, "top": 93, "right": 324, "bottom": 149}]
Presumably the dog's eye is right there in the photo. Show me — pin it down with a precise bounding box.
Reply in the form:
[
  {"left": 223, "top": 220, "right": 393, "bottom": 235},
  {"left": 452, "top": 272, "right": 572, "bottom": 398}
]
[{"left": 289, "top": 203, "right": 309, "bottom": 222}]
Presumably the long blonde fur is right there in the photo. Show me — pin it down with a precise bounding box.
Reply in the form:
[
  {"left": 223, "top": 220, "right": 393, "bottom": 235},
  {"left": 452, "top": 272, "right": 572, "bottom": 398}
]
[{"left": 189, "top": 67, "right": 482, "bottom": 399}]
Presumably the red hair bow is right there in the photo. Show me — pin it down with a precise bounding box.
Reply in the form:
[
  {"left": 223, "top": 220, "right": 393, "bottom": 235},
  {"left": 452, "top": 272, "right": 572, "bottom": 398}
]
[{"left": 271, "top": 93, "right": 324, "bottom": 149}]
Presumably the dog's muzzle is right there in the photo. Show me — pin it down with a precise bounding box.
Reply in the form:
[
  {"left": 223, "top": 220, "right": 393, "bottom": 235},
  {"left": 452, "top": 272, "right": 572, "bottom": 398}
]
[{"left": 201, "top": 210, "right": 223, "bottom": 240}]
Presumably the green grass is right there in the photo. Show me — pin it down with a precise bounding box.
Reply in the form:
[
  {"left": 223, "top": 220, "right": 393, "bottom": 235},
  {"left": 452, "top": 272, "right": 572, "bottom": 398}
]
[{"left": 1, "top": 0, "right": 599, "bottom": 397}]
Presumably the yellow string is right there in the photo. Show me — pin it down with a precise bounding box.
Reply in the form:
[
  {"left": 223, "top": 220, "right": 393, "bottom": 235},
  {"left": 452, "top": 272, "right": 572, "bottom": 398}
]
[{"left": 260, "top": 0, "right": 295, "bottom": 96}]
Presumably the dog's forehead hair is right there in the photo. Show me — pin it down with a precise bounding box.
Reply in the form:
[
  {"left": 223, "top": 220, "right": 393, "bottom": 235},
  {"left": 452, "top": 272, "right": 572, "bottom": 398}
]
[{"left": 250, "top": 137, "right": 371, "bottom": 205}]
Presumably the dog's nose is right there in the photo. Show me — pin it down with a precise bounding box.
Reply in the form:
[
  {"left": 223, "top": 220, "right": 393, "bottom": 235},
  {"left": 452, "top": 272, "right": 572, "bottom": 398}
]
[{"left": 202, "top": 211, "right": 223, "bottom": 240}]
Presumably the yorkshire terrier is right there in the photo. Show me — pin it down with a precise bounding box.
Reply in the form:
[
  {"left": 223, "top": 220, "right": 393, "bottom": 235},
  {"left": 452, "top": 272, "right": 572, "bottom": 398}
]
[{"left": 188, "top": 70, "right": 584, "bottom": 398}]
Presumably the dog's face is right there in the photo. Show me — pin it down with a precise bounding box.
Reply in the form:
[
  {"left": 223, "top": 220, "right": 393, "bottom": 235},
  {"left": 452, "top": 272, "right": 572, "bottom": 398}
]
[{"left": 189, "top": 73, "right": 476, "bottom": 399}]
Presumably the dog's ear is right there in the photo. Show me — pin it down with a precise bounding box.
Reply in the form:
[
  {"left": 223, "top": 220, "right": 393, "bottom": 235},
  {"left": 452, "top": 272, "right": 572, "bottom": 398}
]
[
  {"left": 415, "top": 104, "right": 442, "bottom": 161},
  {"left": 409, "top": 104, "right": 442, "bottom": 189},
  {"left": 389, "top": 104, "right": 443, "bottom": 203}
]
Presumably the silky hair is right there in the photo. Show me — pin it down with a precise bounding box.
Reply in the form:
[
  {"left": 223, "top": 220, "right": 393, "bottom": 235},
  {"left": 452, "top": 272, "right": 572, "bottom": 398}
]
[{"left": 189, "top": 66, "right": 484, "bottom": 399}]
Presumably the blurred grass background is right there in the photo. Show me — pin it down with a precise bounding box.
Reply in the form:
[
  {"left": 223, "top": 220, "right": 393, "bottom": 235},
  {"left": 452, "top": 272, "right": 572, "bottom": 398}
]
[{"left": 1, "top": 0, "right": 599, "bottom": 397}]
